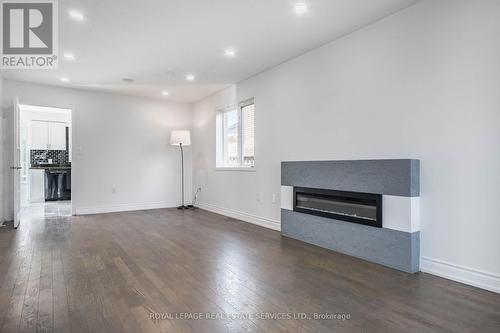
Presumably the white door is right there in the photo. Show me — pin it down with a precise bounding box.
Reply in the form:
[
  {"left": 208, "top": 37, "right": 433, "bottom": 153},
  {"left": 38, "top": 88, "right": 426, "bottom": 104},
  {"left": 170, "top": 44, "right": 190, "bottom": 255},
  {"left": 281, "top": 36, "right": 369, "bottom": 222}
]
[{"left": 12, "top": 97, "right": 22, "bottom": 228}]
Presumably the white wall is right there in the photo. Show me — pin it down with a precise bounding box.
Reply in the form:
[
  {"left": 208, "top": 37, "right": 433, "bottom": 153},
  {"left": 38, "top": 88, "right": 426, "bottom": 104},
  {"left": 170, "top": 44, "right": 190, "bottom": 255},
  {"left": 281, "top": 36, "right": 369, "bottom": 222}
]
[
  {"left": 192, "top": 0, "right": 500, "bottom": 291},
  {"left": 2, "top": 80, "right": 193, "bottom": 215}
]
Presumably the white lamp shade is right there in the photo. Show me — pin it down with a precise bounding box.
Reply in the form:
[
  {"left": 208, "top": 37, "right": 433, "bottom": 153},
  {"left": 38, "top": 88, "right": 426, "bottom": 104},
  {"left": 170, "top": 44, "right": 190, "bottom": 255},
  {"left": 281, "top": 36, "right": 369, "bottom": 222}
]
[{"left": 170, "top": 130, "right": 191, "bottom": 146}]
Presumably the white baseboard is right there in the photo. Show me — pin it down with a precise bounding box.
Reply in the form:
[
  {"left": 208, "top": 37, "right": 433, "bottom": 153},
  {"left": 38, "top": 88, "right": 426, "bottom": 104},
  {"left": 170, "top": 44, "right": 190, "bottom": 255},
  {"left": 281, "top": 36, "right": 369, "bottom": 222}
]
[
  {"left": 421, "top": 257, "right": 500, "bottom": 294},
  {"left": 196, "top": 202, "right": 281, "bottom": 231},
  {"left": 75, "top": 201, "right": 185, "bottom": 215}
]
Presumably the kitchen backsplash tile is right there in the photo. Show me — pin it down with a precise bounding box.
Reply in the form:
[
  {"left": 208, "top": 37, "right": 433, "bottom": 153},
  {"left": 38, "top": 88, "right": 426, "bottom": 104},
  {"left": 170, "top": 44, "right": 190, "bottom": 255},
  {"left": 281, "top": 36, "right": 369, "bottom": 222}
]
[{"left": 31, "top": 150, "right": 69, "bottom": 166}]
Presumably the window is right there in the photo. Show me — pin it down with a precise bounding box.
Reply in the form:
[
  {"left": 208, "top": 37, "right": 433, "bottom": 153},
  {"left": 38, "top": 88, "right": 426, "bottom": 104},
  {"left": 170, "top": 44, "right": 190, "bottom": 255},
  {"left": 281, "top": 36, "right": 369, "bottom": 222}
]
[
  {"left": 241, "top": 102, "right": 255, "bottom": 167},
  {"left": 216, "top": 99, "right": 255, "bottom": 169}
]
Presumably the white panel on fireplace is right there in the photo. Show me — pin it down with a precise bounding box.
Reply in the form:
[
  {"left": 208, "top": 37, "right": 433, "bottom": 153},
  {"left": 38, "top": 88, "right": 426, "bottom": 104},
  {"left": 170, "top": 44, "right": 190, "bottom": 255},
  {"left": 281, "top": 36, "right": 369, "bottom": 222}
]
[
  {"left": 281, "top": 186, "right": 293, "bottom": 210},
  {"left": 383, "top": 196, "right": 420, "bottom": 233}
]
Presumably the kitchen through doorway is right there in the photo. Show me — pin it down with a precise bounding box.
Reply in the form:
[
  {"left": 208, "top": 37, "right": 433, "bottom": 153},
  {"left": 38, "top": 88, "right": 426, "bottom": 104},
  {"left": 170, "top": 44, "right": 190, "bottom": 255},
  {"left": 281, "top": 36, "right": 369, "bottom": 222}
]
[{"left": 19, "top": 104, "right": 72, "bottom": 219}]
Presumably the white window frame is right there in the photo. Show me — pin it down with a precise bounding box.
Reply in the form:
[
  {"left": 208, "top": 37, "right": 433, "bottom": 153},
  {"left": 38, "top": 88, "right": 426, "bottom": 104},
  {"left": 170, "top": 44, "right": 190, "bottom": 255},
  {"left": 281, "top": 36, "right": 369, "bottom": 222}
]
[{"left": 216, "top": 98, "right": 255, "bottom": 171}]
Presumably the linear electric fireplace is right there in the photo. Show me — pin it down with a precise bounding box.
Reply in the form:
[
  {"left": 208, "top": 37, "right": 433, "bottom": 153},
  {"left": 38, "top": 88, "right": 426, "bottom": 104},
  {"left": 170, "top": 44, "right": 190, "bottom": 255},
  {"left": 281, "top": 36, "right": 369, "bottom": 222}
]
[
  {"left": 293, "top": 187, "right": 382, "bottom": 228},
  {"left": 282, "top": 160, "right": 420, "bottom": 273}
]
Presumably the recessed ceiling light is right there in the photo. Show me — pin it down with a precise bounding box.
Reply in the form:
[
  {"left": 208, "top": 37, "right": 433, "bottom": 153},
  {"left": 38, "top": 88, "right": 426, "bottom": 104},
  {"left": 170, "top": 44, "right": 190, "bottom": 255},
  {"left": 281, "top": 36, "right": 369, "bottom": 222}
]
[
  {"left": 63, "top": 53, "right": 75, "bottom": 60},
  {"left": 224, "top": 48, "right": 237, "bottom": 57},
  {"left": 186, "top": 74, "right": 195, "bottom": 81},
  {"left": 60, "top": 77, "right": 69, "bottom": 83},
  {"left": 122, "top": 78, "right": 134, "bottom": 83},
  {"left": 69, "top": 10, "right": 85, "bottom": 21},
  {"left": 293, "top": 2, "right": 308, "bottom": 15},
  {"left": 161, "top": 91, "right": 169, "bottom": 96}
]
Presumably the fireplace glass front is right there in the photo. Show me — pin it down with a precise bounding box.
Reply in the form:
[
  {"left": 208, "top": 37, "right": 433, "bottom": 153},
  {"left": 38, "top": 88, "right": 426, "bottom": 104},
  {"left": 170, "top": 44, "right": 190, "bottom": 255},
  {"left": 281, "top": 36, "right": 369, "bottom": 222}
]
[{"left": 293, "top": 187, "right": 382, "bottom": 228}]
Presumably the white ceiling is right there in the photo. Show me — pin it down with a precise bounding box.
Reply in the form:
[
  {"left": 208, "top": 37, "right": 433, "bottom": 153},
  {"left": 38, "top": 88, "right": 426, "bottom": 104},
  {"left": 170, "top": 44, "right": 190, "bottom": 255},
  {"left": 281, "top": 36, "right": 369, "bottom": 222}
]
[{"left": 1, "top": 0, "right": 420, "bottom": 103}]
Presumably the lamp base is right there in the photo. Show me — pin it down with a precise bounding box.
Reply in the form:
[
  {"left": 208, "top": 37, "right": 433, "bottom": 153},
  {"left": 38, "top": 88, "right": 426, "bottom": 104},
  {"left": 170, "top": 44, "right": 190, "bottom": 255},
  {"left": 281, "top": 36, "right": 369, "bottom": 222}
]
[{"left": 177, "top": 205, "right": 190, "bottom": 210}]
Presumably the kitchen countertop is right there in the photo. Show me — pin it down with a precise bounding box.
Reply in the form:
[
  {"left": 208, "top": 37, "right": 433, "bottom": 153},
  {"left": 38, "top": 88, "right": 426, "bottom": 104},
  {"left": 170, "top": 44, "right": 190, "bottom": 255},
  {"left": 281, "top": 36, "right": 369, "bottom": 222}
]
[{"left": 30, "top": 165, "right": 71, "bottom": 170}]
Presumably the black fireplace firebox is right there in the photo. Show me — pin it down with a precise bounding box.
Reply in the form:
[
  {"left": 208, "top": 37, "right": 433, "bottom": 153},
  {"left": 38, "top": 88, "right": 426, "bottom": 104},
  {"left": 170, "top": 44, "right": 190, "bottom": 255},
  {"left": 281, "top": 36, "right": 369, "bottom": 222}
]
[{"left": 293, "top": 187, "right": 382, "bottom": 228}]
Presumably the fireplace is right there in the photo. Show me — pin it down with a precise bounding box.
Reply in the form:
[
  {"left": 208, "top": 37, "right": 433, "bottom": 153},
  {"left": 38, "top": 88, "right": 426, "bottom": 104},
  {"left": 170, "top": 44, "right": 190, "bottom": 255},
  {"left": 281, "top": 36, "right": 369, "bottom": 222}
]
[
  {"left": 282, "top": 160, "right": 420, "bottom": 273},
  {"left": 293, "top": 187, "right": 382, "bottom": 228}
]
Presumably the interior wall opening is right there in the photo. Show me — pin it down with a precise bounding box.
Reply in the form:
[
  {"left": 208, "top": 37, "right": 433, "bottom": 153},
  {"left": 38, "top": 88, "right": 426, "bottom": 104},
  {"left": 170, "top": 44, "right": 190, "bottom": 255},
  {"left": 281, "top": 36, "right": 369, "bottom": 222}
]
[{"left": 19, "top": 104, "right": 72, "bottom": 219}]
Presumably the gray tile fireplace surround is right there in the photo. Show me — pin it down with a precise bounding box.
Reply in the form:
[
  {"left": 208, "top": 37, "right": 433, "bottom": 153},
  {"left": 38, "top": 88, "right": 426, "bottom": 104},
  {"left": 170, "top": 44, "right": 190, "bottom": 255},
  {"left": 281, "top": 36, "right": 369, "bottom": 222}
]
[{"left": 281, "top": 159, "right": 420, "bottom": 273}]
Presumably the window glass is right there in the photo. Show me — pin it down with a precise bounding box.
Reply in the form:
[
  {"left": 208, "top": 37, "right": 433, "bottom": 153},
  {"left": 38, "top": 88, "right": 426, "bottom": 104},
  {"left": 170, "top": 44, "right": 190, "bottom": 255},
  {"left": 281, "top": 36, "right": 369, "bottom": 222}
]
[{"left": 216, "top": 99, "right": 255, "bottom": 168}]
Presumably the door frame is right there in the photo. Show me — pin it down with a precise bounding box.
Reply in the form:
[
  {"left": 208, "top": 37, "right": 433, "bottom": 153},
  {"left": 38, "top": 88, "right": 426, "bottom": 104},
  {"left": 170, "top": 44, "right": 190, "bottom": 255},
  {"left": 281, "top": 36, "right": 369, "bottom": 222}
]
[
  {"left": 13, "top": 97, "right": 21, "bottom": 228},
  {"left": 15, "top": 102, "right": 75, "bottom": 222}
]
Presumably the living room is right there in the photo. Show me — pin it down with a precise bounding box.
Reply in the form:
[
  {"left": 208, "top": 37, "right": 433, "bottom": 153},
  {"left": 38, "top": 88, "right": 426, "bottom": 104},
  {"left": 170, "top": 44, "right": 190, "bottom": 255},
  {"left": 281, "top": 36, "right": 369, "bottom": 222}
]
[{"left": 0, "top": 1, "right": 499, "bottom": 332}]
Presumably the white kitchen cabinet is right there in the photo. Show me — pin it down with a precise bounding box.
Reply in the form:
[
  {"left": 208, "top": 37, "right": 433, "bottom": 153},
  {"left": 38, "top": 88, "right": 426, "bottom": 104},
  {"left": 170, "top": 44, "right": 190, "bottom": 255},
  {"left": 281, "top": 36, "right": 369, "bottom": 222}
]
[
  {"left": 31, "top": 121, "right": 49, "bottom": 150},
  {"left": 29, "top": 169, "right": 45, "bottom": 203},
  {"left": 31, "top": 120, "right": 67, "bottom": 150},
  {"left": 48, "top": 122, "right": 67, "bottom": 150}
]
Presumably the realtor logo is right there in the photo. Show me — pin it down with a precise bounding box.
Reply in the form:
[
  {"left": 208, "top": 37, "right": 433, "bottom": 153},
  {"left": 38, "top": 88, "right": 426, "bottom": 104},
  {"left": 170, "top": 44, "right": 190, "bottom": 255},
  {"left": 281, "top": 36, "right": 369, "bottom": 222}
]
[{"left": 1, "top": 0, "right": 58, "bottom": 69}]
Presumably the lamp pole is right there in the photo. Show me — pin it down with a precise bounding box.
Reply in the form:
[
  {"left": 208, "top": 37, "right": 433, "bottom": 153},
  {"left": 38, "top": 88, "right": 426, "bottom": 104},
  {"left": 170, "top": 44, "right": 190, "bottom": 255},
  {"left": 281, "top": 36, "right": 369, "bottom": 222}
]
[
  {"left": 170, "top": 130, "right": 190, "bottom": 210},
  {"left": 178, "top": 142, "right": 185, "bottom": 209}
]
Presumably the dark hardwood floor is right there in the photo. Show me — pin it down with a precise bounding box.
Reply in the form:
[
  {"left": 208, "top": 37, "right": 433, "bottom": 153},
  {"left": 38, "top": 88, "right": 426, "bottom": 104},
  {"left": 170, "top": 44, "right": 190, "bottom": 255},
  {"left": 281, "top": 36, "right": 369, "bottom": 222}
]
[{"left": 0, "top": 205, "right": 499, "bottom": 332}]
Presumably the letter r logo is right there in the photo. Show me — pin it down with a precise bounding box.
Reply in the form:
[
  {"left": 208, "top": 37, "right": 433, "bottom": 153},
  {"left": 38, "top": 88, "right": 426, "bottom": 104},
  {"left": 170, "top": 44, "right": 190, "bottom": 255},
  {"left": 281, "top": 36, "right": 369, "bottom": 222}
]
[{"left": 2, "top": 2, "right": 53, "bottom": 54}]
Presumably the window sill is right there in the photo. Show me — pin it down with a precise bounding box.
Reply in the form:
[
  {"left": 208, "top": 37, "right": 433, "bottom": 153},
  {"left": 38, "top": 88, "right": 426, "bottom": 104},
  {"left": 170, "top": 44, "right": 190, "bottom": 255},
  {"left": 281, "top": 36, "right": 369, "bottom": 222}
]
[{"left": 215, "top": 167, "right": 256, "bottom": 172}]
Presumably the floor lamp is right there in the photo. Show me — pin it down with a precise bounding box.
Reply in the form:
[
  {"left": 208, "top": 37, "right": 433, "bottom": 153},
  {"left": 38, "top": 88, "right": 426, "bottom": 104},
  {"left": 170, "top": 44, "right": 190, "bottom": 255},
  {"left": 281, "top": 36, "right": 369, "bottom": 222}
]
[{"left": 170, "top": 130, "right": 191, "bottom": 209}]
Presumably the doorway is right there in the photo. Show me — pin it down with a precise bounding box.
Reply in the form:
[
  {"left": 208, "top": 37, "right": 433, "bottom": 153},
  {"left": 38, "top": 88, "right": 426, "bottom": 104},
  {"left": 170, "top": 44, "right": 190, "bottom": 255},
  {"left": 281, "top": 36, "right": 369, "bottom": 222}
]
[{"left": 19, "top": 104, "right": 72, "bottom": 220}]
